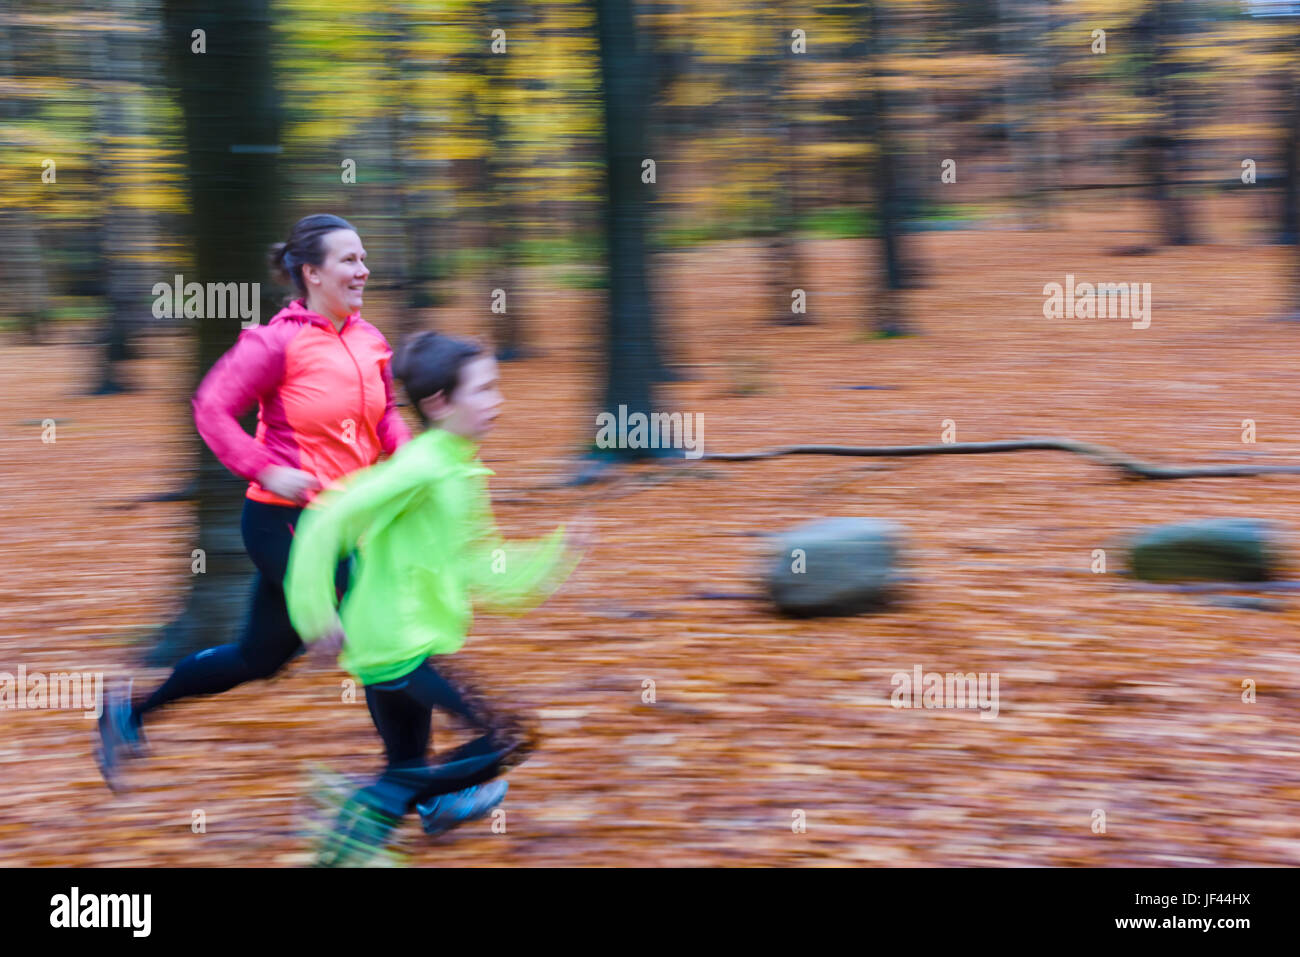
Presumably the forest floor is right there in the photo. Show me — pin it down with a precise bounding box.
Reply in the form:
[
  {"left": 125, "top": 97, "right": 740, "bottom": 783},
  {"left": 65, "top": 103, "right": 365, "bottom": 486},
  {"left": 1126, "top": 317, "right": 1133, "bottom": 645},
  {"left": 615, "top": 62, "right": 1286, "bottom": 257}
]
[{"left": 3, "top": 196, "right": 1300, "bottom": 866}]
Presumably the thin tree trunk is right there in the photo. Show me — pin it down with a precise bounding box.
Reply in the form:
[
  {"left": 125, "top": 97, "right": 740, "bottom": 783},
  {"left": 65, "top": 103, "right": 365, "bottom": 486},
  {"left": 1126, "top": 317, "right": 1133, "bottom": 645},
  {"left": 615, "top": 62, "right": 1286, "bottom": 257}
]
[
  {"left": 593, "top": 0, "right": 662, "bottom": 461},
  {"left": 0, "top": 16, "right": 51, "bottom": 345},
  {"left": 1137, "top": 0, "right": 1196, "bottom": 247},
  {"left": 93, "top": 0, "right": 155, "bottom": 394},
  {"left": 480, "top": 1, "right": 530, "bottom": 360},
  {"left": 1281, "top": 27, "right": 1299, "bottom": 247},
  {"left": 863, "top": 0, "right": 912, "bottom": 336},
  {"left": 994, "top": 0, "right": 1047, "bottom": 227},
  {"left": 1034, "top": 0, "right": 1062, "bottom": 225},
  {"left": 768, "top": 13, "right": 807, "bottom": 326},
  {"left": 379, "top": 85, "right": 412, "bottom": 334},
  {"left": 394, "top": 10, "right": 442, "bottom": 337},
  {"left": 1287, "top": 24, "right": 1300, "bottom": 318}
]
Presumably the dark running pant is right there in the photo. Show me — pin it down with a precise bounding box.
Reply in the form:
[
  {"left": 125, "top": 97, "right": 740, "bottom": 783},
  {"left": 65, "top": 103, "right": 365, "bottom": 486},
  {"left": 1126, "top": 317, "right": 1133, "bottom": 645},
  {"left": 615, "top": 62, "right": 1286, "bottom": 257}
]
[
  {"left": 133, "top": 498, "right": 349, "bottom": 723},
  {"left": 356, "top": 657, "right": 537, "bottom": 818}
]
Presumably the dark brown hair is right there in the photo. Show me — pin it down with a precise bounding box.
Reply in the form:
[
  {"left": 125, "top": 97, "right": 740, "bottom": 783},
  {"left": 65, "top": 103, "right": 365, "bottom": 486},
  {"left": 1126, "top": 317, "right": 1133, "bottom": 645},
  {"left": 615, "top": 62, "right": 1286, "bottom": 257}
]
[
  {"left": 392, "top": 332, "right": 486, "bottom": 426},
  {"left": 268, "top": 213, "right": 357, "bottom": 297}
]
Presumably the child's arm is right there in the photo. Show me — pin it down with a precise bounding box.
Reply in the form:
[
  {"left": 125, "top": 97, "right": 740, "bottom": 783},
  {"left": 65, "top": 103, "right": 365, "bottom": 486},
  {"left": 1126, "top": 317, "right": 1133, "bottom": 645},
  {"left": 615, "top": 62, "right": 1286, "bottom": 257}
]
[
  {"left": 463, "top": 480, "right": 587, "bottom": 613},
  {"left": 285, "top": 457, "right": 426, "bottom": 642}
]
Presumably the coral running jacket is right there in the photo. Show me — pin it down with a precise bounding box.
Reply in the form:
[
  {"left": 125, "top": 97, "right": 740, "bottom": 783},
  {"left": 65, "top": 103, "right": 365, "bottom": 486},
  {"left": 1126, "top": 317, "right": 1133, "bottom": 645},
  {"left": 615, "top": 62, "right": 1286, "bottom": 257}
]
[{"left": 192, "top": 299, "right": 412, "bottom": 506}]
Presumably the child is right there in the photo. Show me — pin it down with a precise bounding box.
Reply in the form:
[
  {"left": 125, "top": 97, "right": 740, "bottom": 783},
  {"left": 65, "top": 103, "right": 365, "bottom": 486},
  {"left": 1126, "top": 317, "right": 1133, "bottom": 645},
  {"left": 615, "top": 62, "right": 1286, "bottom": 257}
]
[{"left": 284, "top": 332, "right": 589, "bottom": 860}]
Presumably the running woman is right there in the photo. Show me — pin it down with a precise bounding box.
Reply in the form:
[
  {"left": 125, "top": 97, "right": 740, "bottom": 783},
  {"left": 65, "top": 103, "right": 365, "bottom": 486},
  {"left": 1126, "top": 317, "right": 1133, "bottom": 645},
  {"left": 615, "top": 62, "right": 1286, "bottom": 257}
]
[
  {"left": 284, "top": 332, "right": 591, "bottom": 855},
  {"left": 96, "top": 214, "right": 412, "bottom": 789}
]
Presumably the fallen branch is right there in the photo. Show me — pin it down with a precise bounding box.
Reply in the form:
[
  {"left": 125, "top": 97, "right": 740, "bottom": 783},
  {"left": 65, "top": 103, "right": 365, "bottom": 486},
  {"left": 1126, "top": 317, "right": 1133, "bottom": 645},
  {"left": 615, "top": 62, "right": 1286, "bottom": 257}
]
[{"left": 700, "top": 438, "right": 1300, "bottom": 480}]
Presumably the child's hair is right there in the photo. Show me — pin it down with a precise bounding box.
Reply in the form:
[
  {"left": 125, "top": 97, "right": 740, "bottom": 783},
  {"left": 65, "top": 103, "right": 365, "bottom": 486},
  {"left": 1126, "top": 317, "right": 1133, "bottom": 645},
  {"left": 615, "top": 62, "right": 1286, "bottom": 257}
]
[{"left": 392, "top": 331, "right": 486, "bottom": 426}]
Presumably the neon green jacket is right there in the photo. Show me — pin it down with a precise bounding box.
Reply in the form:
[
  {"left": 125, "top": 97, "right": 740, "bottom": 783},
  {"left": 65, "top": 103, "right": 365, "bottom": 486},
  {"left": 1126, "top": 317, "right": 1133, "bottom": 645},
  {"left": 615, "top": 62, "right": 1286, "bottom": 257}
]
[{"left": 284, "top": 427, "right": 577, "bottom": 685}]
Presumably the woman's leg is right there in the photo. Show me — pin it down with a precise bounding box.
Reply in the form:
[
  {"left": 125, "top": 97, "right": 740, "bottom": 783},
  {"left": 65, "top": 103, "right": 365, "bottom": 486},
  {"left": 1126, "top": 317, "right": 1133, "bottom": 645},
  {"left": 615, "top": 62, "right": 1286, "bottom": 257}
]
[{"left": 130, "top": 500, "right": 310, "bottom": 725}]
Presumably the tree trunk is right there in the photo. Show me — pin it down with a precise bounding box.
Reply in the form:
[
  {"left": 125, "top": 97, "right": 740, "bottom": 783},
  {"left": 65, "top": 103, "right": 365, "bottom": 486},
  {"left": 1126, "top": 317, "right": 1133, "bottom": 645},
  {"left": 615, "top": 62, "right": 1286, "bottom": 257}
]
[
  {"left": 767, "top": 15, "right": 807, "bottom": 326},
  {"left": 480, "top": 1, "right": 530, "bottom": 361},
  {"left": 0, "top": 15, "right": 51, "bottom": 346},
  {"left": 1137, "top": 0, "right": 1196, "bottom": 247},
  {"left": 863, "top": 0, "right": 913, "bottom": 336},
  {"left": 394, "top": 10, "right": 442, "bottom": 338},
  {"left": 1281, "top": 26, "right": 1299, "bottom": 248},
  {"left": 93, "top": 0, "right": 156, "bottom": 394},
  {"left": 379, "top": 100, "right": 412, "bottom": 335},
  {"left": 593, "top": 0, "right": 662, "bottom": 460},
  {"left": 994, "top": 0, "right": 1048, "bottom": 228},
  {"left": 148, "top": 0, "right": 283, "bottom": 665},
  {"left": 1287, "top": 24, "right": 1300, "bottom": 318}
]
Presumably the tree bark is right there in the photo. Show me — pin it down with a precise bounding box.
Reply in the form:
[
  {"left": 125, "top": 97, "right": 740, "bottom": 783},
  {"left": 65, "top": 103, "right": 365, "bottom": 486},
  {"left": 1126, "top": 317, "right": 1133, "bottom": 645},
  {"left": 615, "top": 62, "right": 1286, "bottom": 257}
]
[
  {"left": 1136, "top": 0, "right": 1197, "bottom": 247},
  {"left": 148, "top": 0, "right": 283, "bottom": 665},
  {"left": 767, "top": 13, "right": 807, "bottom": 325},
  {"left": 863, "top": 0, "right": 913, "bottom": 336},
  {"left": 93, "top": 0, "right": 156, "bottom": 394},
  {"left": 393, "top": 10, "right": 442, "bottom": 338},
  {"left": 592, "top": 0, "right": 664, "bottom": 461},
  {"left": 0, "top": 14, "right": 52, "bottom": 346},
  {"left": 479, "top": 0, "right": 531, "bottom": 361}
]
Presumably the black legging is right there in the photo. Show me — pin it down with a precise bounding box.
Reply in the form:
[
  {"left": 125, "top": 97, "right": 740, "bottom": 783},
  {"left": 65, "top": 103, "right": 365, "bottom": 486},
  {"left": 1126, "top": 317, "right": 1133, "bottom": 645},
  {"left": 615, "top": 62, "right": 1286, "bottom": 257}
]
[
  {"left": 133, "top": 498, "right": 348, "bottom": 722},
  {"left": 354, "top": 658, "right": 537, "bottom": 817}
]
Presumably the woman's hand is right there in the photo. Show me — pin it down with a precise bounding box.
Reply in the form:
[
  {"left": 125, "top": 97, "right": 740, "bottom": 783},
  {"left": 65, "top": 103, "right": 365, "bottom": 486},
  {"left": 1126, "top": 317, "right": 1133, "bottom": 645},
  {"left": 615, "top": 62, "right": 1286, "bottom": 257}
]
[{"left": 257, "top": 465, "right": 321, "bottom": 505}]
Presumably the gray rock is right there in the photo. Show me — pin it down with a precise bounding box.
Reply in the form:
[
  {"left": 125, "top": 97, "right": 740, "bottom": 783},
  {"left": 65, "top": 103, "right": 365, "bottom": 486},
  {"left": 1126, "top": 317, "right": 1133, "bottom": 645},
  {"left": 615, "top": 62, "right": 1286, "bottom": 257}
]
[
  {"left": 1127, "top": 518, "right": 1281, "bottom": 582},
  {"left": 765, "top": 518, "right": 904, "bottom": 616}
]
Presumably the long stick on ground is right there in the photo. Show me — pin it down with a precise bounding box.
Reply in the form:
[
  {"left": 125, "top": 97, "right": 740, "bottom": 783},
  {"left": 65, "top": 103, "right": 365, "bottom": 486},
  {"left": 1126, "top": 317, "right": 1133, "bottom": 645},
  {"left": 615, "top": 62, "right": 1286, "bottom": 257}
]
[{"left": 700, "top": 438, "right": 1300, "bottom": 480}]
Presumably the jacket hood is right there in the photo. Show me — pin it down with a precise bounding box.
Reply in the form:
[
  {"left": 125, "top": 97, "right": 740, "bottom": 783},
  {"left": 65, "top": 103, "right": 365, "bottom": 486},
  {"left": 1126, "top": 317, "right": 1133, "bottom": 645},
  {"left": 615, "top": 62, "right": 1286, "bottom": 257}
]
[{"left": 268, "top": 299, "right": 356, "bottom": 331}]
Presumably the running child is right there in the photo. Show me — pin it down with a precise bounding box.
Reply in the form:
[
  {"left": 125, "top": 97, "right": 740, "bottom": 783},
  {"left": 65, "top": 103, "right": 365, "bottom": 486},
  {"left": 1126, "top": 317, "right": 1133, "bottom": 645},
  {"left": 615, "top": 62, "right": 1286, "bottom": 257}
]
[{"left": 284, "top": 332, "right": 590, "bottom": 854}]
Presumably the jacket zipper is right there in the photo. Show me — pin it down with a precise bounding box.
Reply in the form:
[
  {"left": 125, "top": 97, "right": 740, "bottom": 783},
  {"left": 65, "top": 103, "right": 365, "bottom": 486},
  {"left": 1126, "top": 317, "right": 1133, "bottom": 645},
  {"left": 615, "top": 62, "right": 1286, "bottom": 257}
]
[{"left": 335, "top": 321, "right": 368, "bottom": 448}]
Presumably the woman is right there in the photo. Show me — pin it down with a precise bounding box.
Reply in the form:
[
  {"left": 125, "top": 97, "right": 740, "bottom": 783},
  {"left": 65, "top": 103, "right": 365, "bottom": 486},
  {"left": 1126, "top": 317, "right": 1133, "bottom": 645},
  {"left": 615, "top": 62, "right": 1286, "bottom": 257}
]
[{"left": 96, "top": 214, "right": 412, "bottom": 789}]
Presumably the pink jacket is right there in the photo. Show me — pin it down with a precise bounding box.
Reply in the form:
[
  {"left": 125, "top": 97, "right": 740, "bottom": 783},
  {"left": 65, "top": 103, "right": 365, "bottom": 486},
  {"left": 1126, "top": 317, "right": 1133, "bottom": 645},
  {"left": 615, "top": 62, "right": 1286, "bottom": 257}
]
[{"left": 193, "top": 300, "right": 412, "bottom": 507}]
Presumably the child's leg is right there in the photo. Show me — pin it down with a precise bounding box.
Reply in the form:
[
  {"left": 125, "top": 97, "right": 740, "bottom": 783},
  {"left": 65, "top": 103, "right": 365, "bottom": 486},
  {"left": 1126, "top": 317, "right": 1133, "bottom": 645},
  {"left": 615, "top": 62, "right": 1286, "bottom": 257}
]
[
  {"left": 362, "top": 659, "right": 534, "bottom": 814},
  {"left": 433, "top": 657, "right": 539, "bottom": 770},
  {"left": 364, "top": 672, "right": 432, "bottom": 767},
  {"left": 349, "top": 680, "right": 436, "bottom": 819}
]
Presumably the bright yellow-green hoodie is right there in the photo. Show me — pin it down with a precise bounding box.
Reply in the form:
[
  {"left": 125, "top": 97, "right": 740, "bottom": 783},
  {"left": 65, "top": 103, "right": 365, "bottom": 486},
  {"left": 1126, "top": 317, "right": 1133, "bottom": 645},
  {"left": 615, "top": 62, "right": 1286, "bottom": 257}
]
[{"left": 285, "top": 427, "right": 577, "bottom": 685}]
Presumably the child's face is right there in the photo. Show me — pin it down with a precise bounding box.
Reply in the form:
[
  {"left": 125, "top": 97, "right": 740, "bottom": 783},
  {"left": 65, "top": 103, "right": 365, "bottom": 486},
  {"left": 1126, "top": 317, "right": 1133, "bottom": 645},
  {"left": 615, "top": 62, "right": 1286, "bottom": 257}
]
[{"left": 422, "top": 354, "right": 502, "bottom": 440}]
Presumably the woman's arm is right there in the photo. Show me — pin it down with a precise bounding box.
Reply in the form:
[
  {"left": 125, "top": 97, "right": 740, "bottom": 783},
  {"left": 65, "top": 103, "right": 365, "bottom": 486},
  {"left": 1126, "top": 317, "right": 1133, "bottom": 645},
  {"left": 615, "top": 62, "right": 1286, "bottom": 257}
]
[{"left": 191, "top": 325, "right": 291, "bottom": 481}]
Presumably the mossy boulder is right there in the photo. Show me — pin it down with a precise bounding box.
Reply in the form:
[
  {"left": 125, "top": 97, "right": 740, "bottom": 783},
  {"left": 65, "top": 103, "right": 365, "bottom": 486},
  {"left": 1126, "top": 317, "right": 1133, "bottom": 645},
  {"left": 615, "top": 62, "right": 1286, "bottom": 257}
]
[
  {"left": 1127, "top": 518, "right": 1280, "bottom": 582},
  {"left": 765, "top": 518, "right": 904, "bottom": 616}
]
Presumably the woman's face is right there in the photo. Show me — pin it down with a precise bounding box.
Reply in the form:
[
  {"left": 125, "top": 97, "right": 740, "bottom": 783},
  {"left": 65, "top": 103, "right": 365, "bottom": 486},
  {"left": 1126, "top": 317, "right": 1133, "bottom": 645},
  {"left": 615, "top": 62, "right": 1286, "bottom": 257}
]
[{"left": 302, "top": 229, "right": 368, "bottom": 321}]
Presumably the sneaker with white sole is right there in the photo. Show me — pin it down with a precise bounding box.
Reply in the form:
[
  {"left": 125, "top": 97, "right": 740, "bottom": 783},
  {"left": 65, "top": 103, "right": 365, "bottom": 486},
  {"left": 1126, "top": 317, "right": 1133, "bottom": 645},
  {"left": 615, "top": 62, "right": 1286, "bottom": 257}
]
[
  {"left": 416, "top": 779, "right": 508, "bottom": 837},
  {"left": 94, "top": 681, "right": 146, "bottom": 792}
]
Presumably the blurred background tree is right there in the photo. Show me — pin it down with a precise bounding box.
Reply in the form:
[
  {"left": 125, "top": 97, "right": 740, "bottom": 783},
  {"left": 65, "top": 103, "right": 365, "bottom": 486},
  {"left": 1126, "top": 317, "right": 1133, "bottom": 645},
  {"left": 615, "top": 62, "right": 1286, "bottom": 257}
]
[{"left": 148, "top": 0, "right": 284, "bottom": 663}]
